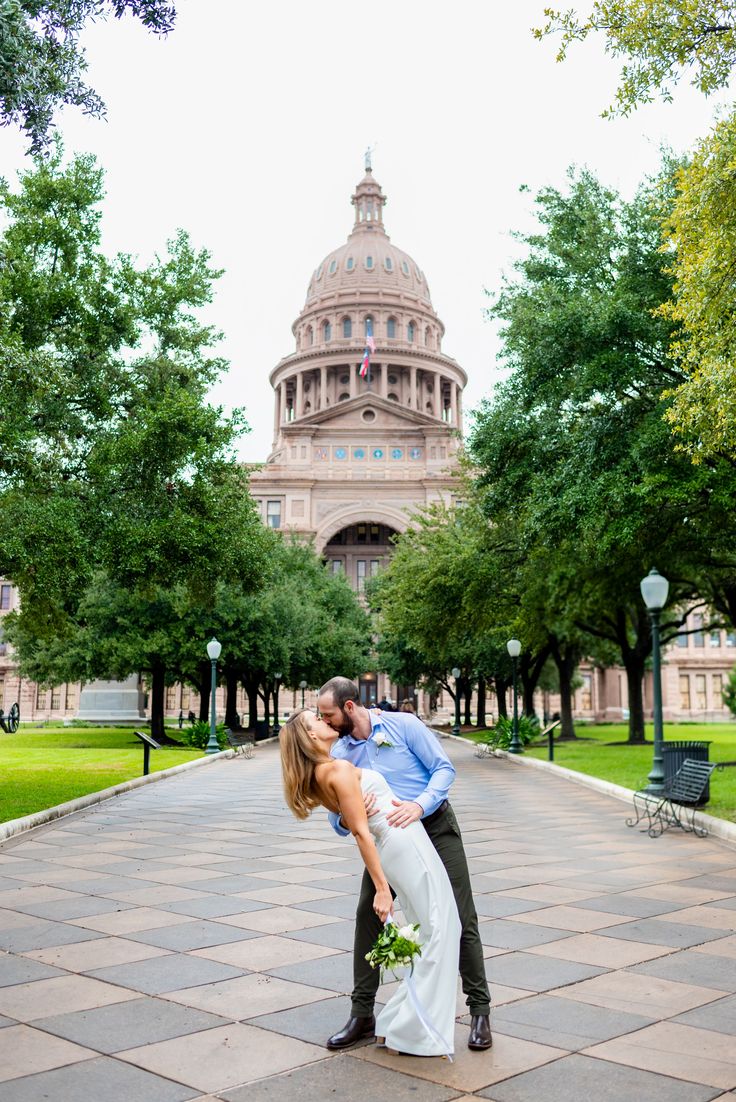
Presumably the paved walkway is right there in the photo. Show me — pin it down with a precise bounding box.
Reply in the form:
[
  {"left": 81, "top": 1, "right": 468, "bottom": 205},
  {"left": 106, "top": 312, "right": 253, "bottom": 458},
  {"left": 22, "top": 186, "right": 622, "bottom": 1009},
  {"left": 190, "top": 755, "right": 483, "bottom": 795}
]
[{"left": 0, "top": 740, "right": 735, "bottom": 1101}]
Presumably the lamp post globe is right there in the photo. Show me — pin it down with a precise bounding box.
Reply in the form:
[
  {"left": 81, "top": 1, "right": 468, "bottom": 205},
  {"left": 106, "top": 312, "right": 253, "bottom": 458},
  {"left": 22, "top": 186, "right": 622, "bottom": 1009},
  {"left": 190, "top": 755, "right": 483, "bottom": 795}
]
[
  {"left": 451, "top": 667, "right": 461, "bottom": 737},
  {"left": 299, "top": 680, "right": 307, "bottom": 708},
  {"left": 641, "top": 569, "right": 669, "bottom": 794},
  {"left": 273, "top": 672, "right": 283, "bottom": 735},
  {"left": 507, "top": 639, "right": 522, "bottom": 754},
  {"left": 205, "top": 638, "right": 222, "bottom": 755}
]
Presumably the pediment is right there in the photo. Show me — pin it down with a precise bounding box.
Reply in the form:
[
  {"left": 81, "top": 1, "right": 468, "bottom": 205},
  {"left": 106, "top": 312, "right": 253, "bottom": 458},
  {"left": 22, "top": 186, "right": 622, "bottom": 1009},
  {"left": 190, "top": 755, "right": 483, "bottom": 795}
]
[{"left": 285, "top": 393, "right": 437, "bottom": 432}]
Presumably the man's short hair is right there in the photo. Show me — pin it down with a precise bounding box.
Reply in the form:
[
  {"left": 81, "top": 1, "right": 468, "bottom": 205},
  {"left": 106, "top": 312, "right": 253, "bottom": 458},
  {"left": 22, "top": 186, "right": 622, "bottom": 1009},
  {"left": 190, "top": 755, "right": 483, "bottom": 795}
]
[{"left": 318, "top": 677, "right": 360, "bottom": 710}]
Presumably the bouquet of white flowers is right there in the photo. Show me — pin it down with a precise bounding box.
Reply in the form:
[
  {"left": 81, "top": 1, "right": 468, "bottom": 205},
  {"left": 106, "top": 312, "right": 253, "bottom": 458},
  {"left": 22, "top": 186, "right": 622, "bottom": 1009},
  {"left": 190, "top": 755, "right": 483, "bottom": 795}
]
[{"left": 365, "top": 920, "right": 422, "bottom": 978}]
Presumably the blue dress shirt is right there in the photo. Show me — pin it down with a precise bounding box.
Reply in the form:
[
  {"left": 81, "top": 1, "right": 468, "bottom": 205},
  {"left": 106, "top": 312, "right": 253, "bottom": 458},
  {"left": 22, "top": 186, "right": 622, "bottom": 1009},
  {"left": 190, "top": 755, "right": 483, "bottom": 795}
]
[{"left": 327, "top": 710, "right": 455, "bottom": 837}]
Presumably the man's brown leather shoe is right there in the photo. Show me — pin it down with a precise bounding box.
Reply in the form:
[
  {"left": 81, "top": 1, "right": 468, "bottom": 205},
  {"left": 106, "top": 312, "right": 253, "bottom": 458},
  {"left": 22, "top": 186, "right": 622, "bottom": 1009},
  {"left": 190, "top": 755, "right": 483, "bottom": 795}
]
[
  {"left": 326, "top": 1014, "right": 376, "bottom": 1050},
  {"left": 468, "top": 1014, "right": 492, "bottom": 1050}
]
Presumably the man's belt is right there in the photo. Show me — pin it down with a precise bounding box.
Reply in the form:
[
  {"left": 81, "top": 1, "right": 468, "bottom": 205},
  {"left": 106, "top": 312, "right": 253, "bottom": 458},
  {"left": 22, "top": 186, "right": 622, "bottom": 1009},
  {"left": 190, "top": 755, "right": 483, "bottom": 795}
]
[{"left": 422, "top": 799, "right": 449, "bottom": 826}]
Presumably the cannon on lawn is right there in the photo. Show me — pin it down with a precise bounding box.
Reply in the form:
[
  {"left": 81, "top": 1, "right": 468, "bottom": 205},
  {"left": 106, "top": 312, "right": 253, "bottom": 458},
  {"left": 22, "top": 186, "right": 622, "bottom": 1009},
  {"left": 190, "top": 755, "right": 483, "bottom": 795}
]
[{"left": 0, "top": 702, "right": 20, "bottom": 733}]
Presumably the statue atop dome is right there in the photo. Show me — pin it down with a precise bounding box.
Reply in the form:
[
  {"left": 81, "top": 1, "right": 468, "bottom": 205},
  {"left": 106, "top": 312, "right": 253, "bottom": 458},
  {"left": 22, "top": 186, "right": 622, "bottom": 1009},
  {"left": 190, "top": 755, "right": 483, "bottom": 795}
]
[{"left": 364, "top": 145, "right": 374, "bottom": 172}]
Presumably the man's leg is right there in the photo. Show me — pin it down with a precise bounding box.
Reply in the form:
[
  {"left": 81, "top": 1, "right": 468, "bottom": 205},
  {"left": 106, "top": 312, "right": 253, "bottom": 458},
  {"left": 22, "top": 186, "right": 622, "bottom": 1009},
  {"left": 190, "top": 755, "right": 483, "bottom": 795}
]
[
  {"left": 350, "top": 868, "right": 384, "bottom": 1016},
  {"left": 423, "top": 806, "right": 491, "bottom": 1016}
]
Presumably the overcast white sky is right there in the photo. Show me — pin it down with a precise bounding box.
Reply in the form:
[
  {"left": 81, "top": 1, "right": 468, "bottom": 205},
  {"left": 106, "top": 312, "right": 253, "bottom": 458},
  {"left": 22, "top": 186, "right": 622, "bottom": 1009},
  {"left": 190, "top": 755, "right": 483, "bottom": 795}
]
[{"left": 1, "top": 1, "right": 731, "bottom": 460}]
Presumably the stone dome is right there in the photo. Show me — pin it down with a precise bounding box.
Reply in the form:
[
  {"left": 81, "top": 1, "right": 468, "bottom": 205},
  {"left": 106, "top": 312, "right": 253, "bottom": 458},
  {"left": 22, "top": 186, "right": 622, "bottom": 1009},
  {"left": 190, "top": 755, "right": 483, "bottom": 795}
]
[{"left": 303, "top": 168, "right": 433, "bottom": 311}]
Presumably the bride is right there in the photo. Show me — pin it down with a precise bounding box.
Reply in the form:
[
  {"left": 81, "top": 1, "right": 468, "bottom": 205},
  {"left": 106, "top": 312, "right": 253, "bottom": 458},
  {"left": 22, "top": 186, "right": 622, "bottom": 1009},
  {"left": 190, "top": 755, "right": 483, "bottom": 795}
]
[{"left": 280, "top": 708, "right": 461, "bottom": 1058}]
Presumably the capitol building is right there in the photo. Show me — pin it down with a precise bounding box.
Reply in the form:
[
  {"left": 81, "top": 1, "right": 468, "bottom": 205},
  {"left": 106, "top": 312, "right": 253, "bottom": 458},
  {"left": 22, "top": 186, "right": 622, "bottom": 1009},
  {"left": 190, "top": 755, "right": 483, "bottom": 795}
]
[{"left": 0, "top": 163, "right": 734, "bottom": 725}]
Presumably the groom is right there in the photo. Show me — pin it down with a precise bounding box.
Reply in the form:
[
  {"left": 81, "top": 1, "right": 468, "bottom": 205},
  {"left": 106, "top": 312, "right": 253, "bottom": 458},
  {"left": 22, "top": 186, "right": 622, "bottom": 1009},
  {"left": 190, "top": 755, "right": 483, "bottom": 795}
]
[{"left": 317, "top": 676, "right": 492, "bottom": 1052}]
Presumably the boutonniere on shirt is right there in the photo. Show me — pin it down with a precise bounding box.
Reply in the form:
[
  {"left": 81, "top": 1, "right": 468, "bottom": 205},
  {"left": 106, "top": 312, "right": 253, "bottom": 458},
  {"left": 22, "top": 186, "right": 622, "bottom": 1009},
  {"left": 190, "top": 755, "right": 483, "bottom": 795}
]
[{"left": 373, "top": 731, "right": 394, "bottom": 751}]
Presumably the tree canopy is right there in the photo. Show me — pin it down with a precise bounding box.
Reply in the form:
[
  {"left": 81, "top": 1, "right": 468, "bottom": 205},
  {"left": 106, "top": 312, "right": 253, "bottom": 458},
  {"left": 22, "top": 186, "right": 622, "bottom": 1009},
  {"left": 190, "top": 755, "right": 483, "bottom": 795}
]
[
  {"left": 535, "top": 1, "right": 736, "bottom": 116},
  {"left": 0, "top": 0, "right": 176, "bottom": 151}
]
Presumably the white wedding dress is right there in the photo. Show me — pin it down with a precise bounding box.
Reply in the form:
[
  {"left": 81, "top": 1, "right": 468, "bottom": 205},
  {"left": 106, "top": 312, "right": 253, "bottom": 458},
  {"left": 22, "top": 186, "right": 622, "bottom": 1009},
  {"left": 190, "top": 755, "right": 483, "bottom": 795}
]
[{"left": 361, "top": 767, "right": 461, "bottom": 1057}]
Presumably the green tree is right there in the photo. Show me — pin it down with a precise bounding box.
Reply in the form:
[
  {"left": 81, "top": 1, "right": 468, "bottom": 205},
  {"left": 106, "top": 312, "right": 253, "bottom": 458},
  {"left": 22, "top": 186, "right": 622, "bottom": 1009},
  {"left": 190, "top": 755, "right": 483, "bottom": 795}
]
[
  {"left": 0, "top": 1, "right": 176, "bottom": 152},
  {"left": 535, "top": 1, "right": 736, "bottom": 116},
  {"left": 469, "top": 166, "right": 729, "bottom": 741}
]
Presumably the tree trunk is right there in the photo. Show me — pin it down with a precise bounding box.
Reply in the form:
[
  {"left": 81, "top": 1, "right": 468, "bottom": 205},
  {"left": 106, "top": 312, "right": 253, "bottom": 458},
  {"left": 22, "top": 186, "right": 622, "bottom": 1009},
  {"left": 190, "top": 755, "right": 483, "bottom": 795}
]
[
  {"left": 623, "top": 653, "right": 647, "bottom": 743},
  {"left": 198, "top": 660, "right": 210, "bottom": 722},
  {"left": 225, "top": 669, "right": 240, "bottom": 729},
  {"left": 494, "top": 677, "right": 508, "bottom": 720},
  {"left": 520, "top": 644, "right": 552, "bottom": 720},
  {"left": 244, "top": 680, "right": 259, "bottom": 731},
  {"left": 463, "top": 680, "right": 472, "bottom": 727},
  {"left": 551, "top": 641, "right": 578, "bottom": 740},
  {"left": 150, "top": 664, "right": 166, "bottom": 741},
  {"left": 476, "top": 675, "right": 487, "bottom": 728}
]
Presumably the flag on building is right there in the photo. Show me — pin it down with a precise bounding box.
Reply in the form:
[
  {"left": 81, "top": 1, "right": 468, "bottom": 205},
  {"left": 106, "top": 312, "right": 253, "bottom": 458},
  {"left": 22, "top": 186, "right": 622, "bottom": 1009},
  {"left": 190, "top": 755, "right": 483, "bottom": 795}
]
[{"left": 360, "top": 322, "right": 376, "bottom": 378}]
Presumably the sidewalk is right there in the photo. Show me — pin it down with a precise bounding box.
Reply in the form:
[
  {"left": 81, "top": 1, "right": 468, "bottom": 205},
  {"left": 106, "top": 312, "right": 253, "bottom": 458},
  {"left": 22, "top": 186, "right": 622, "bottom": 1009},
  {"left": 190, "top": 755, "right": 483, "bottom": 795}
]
[{"left": 0, "top": 738, "right": 734, "bottom": 1100}]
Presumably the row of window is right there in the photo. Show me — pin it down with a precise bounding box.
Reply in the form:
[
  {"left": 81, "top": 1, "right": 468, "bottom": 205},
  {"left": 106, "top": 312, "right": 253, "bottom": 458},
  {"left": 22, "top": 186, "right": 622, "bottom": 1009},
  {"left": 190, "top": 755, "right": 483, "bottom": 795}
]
[
  {"left": 676, "top": 626, "right": 736, "bottom": 648},
  {"left": 328, "top": 558, "right": 381, "bottom": 591},
  {"left": 314, "top": 446, "right": 423, "bottom": 462},
  {"left": 679, "top": 672, "right": 726, "bottom": 711},
  {"left": 33, "top": 683, "right": 77, "bottom": 711},
  {"left": 316, "top": 257, "right": 418, "bottom": 280},
  {"left": 0, "top": 584, "right": 12, "bottom": 611},
  {"left": 303, "top": 316, "right": 433, "bottom": 346}
]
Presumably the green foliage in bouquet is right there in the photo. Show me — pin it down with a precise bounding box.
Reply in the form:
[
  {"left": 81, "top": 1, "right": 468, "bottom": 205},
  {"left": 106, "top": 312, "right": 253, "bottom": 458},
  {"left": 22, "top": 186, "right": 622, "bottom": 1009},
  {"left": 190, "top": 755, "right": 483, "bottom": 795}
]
[{"left": 366, "top": 921, "right": 423, "bottom": 978}]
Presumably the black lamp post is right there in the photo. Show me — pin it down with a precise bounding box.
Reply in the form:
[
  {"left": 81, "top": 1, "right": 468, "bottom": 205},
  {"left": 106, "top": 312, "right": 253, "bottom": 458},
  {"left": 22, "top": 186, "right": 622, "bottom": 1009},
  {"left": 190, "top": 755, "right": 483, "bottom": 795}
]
[
  {"left": 273, "top": 672, "right": 282, "bottom": 735},
  {"left": 507, "top": 639, "right": 522, "bottom": 754},
  {"left": 451, "top": 667, "right": 461, "bottom": 737},
  {"left": 299, "top": 679, "right": 307, "bottom": 708},
  {"left": 641, "top": 568, "right": 670, "bottom": 794},
  {"left": 205, "top": 638, "right": 222, "bottom": 755}
]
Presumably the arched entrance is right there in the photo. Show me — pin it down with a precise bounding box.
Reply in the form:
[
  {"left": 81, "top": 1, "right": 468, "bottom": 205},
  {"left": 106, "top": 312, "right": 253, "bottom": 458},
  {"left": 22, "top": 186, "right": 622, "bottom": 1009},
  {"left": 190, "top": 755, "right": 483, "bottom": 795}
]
[{"left": 323, "top": 521, "right": 399, "bottom": 593}]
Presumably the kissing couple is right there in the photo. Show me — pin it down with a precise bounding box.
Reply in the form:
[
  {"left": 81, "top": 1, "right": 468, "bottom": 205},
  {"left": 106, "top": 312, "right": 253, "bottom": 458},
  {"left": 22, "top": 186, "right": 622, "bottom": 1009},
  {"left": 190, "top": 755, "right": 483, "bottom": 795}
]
[{"left": 280, "top": 676, "right": 492, "bottom": 1058}]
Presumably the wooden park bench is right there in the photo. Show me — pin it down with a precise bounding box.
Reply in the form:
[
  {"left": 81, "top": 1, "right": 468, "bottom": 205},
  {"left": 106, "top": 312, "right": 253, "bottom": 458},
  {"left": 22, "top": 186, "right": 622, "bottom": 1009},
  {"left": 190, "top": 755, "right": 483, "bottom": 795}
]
[
  {"left": 627, "top": 759, "right": 717, "bottom": 839},
  {"left": 226, "top": 729, "right": 255, "bottom": 759}
]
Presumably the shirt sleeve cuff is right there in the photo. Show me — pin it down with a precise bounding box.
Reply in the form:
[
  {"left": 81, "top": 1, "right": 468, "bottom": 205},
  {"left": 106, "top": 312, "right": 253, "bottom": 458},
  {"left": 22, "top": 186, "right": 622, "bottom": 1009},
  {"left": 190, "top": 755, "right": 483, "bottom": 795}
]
[
  {"left": 328, "top": 811, "right": 351, "bottom": 837},
  {"left": 414, "top": 794, "right": 431, "bottom": 816}
]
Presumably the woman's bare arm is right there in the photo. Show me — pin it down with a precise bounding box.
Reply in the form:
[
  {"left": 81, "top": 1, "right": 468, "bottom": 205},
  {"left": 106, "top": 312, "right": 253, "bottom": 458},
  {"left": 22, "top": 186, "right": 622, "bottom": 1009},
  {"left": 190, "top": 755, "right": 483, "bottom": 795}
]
[{"left": 324, "top": 762, "right": 392, "bottom": 921}]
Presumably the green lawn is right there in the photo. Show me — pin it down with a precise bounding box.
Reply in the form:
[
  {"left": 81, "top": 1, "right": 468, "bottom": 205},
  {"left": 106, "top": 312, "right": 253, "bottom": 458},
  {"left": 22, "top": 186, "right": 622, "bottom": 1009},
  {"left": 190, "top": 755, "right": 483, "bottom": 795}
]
[
  {"left": 0, "top": 726, "right": 203, "bottom": 824},
  {"left": 461, "top": 723, "right": 736, "bottom": 824}
]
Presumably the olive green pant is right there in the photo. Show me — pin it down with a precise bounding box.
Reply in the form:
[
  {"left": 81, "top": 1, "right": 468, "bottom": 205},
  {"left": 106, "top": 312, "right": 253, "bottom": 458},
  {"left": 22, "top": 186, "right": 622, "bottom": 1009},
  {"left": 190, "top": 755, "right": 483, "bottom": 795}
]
[{"left": 351, "top": 802, "right": 491, "bottom": 1017}]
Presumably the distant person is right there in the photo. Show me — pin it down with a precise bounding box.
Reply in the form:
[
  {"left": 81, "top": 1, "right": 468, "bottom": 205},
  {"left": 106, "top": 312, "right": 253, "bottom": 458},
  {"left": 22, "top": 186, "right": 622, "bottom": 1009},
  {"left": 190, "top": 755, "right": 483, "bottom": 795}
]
[
  {"left": 400, "top": 700, "right": 416, "bottom": 713},
  {"left": 376, "top": 696, "right": 395, "bottom": 711}
]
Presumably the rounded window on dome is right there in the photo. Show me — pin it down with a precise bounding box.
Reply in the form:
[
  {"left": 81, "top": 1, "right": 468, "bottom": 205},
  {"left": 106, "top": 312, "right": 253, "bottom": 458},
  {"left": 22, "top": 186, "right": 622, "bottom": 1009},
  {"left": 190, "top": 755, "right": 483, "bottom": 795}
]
[
  {"left": 387, "top": 317, "right": 396, "bottom": 339},
  {"left": 388, "top": 392, "right": 399, "bottom": 402},
  {"left": 323, "top": 321, "right": 331, "bottom": 342},
  {"left": 401, "top": 260, "right": 409, "bottom": 276},
  {"left": 365, "top": 256, "right": 374, "bottom": 270},
  {"left": 338, "top": 392, "right": 350, "bottom": 402},
  {"left": 329, "top": 259, "right": 337, "bottom": 275},
  {"left": 384, "top": 257, "right": 393, "bottom": 271},
  {"left": 316, "top": 265, "right": 323, "bottom": 279},
  {"left": 342, "top": 317, "right": 352, "bottom": 338},
  {"left": 388, "top": 374, "right": 398, "bottom": 385},
  {"left": 362, "top": 409, "right": 376, "bottom": 422},
  {"left": 407, "top": 322, "right": 415, "bottom": 343},
  {"left": 346, "top": 257, "right": 354, "bottom": 271},
  {"left": 415, "top": 267, "right": 422, "bottom": 281}
]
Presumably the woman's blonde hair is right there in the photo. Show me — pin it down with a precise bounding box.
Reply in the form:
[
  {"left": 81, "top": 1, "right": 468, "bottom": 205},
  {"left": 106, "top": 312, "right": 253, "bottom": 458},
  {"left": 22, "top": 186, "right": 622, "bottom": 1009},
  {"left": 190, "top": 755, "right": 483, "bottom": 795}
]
[{"left": 280, "top": 708, "right": 329, "bottom": 820}]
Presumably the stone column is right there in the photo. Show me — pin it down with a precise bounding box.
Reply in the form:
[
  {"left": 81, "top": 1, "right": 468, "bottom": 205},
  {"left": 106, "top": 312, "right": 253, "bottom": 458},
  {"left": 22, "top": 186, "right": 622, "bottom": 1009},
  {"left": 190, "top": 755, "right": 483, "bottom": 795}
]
[
  {"left": 320, "top": 366, "right": 327, "bottom": 410},
  {"left": 380, "top": 363, "right": 388, "bottom": 399},
  {"left": 410, "top": 366, "right": 418, "bottom": 410},
  {"left": 450, "top": 381, "right": 458, "bottom": 426},
  {"left": 434, "top": 373, "right": 443, "bottom": 419},
  {"left": 349, "top": 363, "right": 356, "bottom": 399},
  {"left": 296, "top": 371, "right": 304, "bottom": 418},
  {"left": 273, "top": 382, "right": 280, "bottom": 438},
  {"left": 279, "top": 380, "right": 287, "bottom": 424},
  {"left": 457, "top": 383, "right": 463, "bottom": 428}
]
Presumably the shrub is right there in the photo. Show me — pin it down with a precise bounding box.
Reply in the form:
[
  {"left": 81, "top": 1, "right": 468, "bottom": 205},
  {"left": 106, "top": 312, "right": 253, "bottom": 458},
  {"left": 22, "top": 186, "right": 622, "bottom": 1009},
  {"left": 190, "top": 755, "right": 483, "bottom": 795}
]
[
  {"left": 482, "top": 715, "right": 539, "bottom": 751},
  {"left": 179, "top": 720, "right": 227, "bottom": 751}
]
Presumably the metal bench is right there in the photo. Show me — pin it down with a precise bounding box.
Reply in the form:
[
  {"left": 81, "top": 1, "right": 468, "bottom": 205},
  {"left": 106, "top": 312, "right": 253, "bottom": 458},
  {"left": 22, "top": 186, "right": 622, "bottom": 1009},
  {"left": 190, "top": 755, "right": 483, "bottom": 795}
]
[
  {"left": 627, "top": 759, "right": 717, "bottom": 838},
  {"left": 226, "top": 730, "right": 254, "bottom": 759}
]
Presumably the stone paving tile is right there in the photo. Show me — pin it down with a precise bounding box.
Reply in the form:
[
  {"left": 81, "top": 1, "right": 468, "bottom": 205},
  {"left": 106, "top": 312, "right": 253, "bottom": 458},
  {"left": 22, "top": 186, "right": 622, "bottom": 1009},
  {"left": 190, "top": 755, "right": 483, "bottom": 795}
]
[
  {"left": 284, "top": 918, "right": 360, "bottom": 951},
  {"left": 525, "top": 932, "right": 675, "bottom": 968},
  {"left": 163, "top": 971, "right": 333, "bottom": 1019},
  {"left": 657, "top": 905, "right": 736, "bottom": 931},
  {"left": 123, "top": 920, "right": 260, "bottom": 952},
  {"left": 635, "top": 884, "right": 736, "bottom": 905},
  {"left": 0, "top": 950, "right": 64, "bottom": 986},
  {"left": 478, "top": 1052, "right": 721, "bottom": 1101},
  {"left": 477, "top": 919, "right": 573, "bottom": 951},
  {"left": 482, "top": 950, "right": 606, "bottom": 992},
  {"left": 673, "top": 993, "right": 736, "bottom": 1034},
  {"left": 585, "top": 1021, "right": 736, "bottom": 1090},
  {"left": 0, "top": 1023, "right": 95, "bottom": 1082},
  {"left": 216, "top": 906, "right": 341, "bottom": 935},
  {"left": 219, "top": 1053, "right": 459, "bottom": 1102},
  {"left": 35, "top": 995, "right": 231, "bottom": 1052},
  {"left": 495, "top": 884, "right": 598, "bottom": 905},
  {"left": 87, "top": 953, "right": 246, "bottom": 994},
  {"left": 693, "top": 933, "right": 736, "bottom": 959},
  {"left": 265, "top": 951, "right": 355, "bottom": 993},
  {"left": 247, "top": 994, "right": 363, "bottom": 1048},
  {"left": 0, "top": 1055, "right": 200, "bottom": 1101},
  {"left": 0, "top": 973, "right": 138, "bottom": 1020},
  {"left": 117, "top": 1023, "right": 325, "bottom": 1094},
  {"left": 353, "top": 1023, "right": 566, "bottom": 1093},
  {"left": 107, "top": 885, "right": 215, "bottom": 906},
  {"left": 9, "top": 895, "right": 135, "bottom": 922},
  {"left": 552, "top": 971, "right": 726, "bottom": 1019},
  {"left": 22, "top": 935, "right": 172, "bottom": 971},
  {"left": 509, "top": 905, "right": 636, "bottom": 932},
  {"left": 631, "top": 950, "right": 736, "bottom": 992},
  {"left": 491, "top": 992, "right": 655, "bottom": 1050},
  {"left": 236, "top": 884, "right": 342, "bottom": 907},
  {"left": 574, "top": 893, "right": 689, "bottom": 919},
  {"left": 156, "top": 896, "right": 271, "bottom": 919},
  {"left": 65, "top": 906, "right": 195, "bottom": 935},
  {"left": 192, "top": 934, "right": 342, "bottom": 971},
  {"left": 597, "top": 917, "right": 727, "bottom": 948}
]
